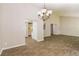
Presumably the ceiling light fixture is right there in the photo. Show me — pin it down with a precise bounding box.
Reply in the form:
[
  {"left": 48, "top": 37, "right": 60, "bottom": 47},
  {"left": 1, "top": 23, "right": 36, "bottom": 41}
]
[{"left": 38, "top": 0, "right": 52, "bottom": 21}]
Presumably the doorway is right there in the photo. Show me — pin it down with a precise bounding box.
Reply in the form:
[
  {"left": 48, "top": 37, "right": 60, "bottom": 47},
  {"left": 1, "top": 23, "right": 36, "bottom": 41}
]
[
  {"left": 51, "top": 24, "right": 53, "bottom": 36},
  {"left": 28, "top": 22, "right": 33, "bottom": 37}
]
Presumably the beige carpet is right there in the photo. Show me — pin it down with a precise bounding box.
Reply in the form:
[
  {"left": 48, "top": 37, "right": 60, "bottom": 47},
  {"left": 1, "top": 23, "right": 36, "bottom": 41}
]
[{"left": 1, "top": 35, "right": 79, "bottom": 56}]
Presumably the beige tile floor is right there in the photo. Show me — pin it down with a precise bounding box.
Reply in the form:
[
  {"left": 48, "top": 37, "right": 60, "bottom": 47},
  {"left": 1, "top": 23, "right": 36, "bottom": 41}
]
[{"left": 1, "top": 35, "right": 79, "bottom": 56}]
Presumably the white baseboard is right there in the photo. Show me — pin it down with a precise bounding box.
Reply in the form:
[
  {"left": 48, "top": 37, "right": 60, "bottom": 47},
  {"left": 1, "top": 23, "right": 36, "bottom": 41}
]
[
  {"left": 60, "top": 33, "right": 79, "bottom": 37},
  {"left": 2, "top": 43, "right": 25, "bottom": 50},
  {"left": 0, "top": 49, "right": 3, "bottom": 55},
  {"left": 37, "top": 39, "right": 44, "bottom": 42},
  {"left": 33, "top": 39, "right": 44, "bottom": 42}
]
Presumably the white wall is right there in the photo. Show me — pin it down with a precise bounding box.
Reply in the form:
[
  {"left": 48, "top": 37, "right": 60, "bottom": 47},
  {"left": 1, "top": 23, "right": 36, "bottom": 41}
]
[
  {"left": 32, "top": 19, "right": 44, "bottom": 42},
  {"left": 60, "top": 16, "right": 79, "bottom": 36},
  {"left": 37, "top": 19, "right": 44, "bottom": 41},
  {"left": 1, "top": 4, "right": 26, "bottom": 49},
  {"left": 32, "top": 21, "right": 38, "bottom": 40},
  {"left": 44, "top": 11, "right": 60, "bottom": 37},
  {"left": 0, "top": 4, "right": 2, "bottom": 53},
  {"left": 44, "top": 19, "right": 51, "bottom": 37},
  {"left": 52, "top": 14, "right": 60, "bottom": 35}
]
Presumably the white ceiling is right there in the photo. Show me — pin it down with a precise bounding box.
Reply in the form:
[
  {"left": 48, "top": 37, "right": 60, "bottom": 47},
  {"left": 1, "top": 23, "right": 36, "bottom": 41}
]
[{"left": 31, "top": 3, "right": 79, "bottom": 13}]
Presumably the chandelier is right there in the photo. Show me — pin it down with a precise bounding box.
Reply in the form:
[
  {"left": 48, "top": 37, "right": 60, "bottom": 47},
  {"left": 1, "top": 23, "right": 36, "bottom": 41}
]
[{"left": 38, "top": 1, "right": 52, "bottom": 21}]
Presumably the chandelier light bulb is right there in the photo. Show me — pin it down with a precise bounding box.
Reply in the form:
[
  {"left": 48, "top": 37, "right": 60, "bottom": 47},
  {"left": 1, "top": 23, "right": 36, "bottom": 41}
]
[
  {"left": 46, "top": 12, "right": 49, "bottom": 16},
  {"left": 38, "top": 12, "right": 41, "bottom": 15},
  {"left": 40, "top": 13, "right": 43, "bottom": 17},
  {"left": 41, "top": 8, "right": 47, "bottom": 14},
  {"left": 48, "top": 10, "right": 52, "bottom": 14}
]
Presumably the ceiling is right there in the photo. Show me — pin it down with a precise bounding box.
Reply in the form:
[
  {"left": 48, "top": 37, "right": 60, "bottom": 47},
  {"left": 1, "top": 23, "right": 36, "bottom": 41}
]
[{"left": 31, "top": 3, "right": 79, "bottom": 13}]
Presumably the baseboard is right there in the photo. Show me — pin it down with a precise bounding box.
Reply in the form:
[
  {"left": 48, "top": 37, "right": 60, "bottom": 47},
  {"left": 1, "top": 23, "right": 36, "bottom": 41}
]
[
  {"left": 44, "top": 36, "right": 51, "bottom": 38},
  {"left": 33, "top": 39, "right": 44, "bottom": 42},
  {"left": 0, "top": 49, "right": 3, "bottom": 55},
  {"left": 2, "top": 43, "right": 25, "bottom": 50},
  {"left": 60, "top": 34, "right": 79, "bottom": 37},
  {"left": 37, "top": 39, "right": 44, "bottom": 42}
]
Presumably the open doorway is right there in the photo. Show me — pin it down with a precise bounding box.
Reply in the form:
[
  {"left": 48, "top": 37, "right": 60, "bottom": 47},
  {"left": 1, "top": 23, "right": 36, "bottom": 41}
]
[
  {"left": 28, "top": 22, "right": 33, "bottom": 37},
  {"left": 51, "top": 24, "right": 53, "bottom": 36}
]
